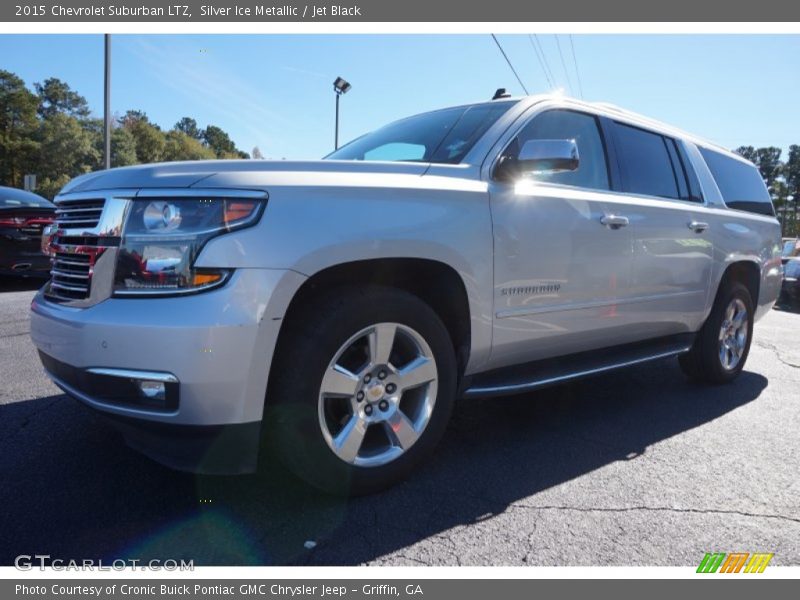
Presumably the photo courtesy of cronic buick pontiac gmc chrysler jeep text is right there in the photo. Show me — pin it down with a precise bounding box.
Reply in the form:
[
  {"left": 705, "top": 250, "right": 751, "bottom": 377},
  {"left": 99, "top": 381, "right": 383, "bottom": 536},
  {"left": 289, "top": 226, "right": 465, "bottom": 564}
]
[{"left": 30, "top": 94, "right": 782, "bottom": 494}]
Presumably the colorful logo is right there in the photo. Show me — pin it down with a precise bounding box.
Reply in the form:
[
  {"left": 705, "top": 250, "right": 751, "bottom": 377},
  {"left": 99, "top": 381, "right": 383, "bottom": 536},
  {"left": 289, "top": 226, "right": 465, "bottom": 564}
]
[{"left": 697, "top": 552, "right": 773, "bottom": 573}]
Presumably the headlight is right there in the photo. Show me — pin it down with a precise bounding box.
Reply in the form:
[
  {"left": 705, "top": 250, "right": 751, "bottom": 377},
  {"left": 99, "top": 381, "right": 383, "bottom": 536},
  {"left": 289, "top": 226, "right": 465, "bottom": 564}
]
[{"left": 114, "top": 197, "right": 264, "bottom": 296}]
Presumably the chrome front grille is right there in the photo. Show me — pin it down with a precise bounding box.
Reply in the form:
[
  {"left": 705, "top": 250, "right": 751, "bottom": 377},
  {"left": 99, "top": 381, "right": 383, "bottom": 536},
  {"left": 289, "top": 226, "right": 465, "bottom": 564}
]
[
  {"left": 48, "top": 253, "right": 91, "bottom": 301},
  {"left": 54, "top": 199, "right": 105, "bottom": 230},
  {"left": 43, "top": 194, "right": 129, "bottom": 306}
]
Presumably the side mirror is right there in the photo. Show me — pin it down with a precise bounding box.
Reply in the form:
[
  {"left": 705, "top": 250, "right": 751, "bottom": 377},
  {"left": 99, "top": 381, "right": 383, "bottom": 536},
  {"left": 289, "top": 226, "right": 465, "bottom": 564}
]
[{"left": 494, "top": 139, "right": 580, "bottom": 181}]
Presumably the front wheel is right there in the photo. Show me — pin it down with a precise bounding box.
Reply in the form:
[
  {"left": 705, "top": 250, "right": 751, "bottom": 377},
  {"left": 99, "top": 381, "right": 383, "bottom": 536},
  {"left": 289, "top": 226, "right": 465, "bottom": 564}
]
[
  {"left": 679, "top": 281, "right": 754, "bottom": 384},
  {"left": 265, "top": 286, "right": 457, "bottom": 495}
]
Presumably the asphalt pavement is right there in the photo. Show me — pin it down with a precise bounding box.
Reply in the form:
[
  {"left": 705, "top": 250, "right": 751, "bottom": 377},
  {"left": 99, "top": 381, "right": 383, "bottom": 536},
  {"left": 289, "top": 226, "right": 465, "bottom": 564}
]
[{"left": 1, "top": 277, "right": 798, "bottom": 566}]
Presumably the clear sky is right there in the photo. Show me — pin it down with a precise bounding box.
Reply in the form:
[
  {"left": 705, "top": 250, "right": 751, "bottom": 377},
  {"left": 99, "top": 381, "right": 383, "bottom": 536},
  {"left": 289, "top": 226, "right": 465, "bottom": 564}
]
[{"left": 0, "top": 34, "right": 798, "bottom": 159}]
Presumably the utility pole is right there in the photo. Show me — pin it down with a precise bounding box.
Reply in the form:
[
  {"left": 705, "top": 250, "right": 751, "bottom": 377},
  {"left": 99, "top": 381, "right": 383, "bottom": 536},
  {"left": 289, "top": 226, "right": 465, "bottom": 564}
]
[{"left": 104, "top": 34, "right": 111, "bottom": 169}]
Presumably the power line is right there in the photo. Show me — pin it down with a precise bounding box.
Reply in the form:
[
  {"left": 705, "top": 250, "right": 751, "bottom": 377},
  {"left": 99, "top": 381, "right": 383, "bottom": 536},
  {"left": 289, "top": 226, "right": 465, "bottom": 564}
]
[
  {"left": 554, "top": 35, "right": 575, "bottom": 96},
  {"left": 532, "top": 34, "right": 557, "bottom": 89},
  {"left": 569, "top": 35, "right": 585, "bottom": 99},
  {"left": 527, "top": 34, "right": 554, "bottom": 89},
  {"left": 490, "top": 33, "right": 529, "bottom": 95}
]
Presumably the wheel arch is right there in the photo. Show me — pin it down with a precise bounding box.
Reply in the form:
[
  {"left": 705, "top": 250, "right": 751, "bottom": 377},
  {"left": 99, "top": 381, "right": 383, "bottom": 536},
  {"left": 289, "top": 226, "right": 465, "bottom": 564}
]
[
  {"left": 716, "top": 260, "right": 761, "bottom": 307},
  {"left": 274, "top": 258, "right": 473, "bottom": 376}
]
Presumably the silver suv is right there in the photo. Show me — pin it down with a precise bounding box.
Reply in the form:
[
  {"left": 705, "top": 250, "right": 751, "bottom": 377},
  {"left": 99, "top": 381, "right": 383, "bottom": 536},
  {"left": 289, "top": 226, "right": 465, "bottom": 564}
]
[{"left": 30, "top": 95, "right": 782, "bottom": 494}]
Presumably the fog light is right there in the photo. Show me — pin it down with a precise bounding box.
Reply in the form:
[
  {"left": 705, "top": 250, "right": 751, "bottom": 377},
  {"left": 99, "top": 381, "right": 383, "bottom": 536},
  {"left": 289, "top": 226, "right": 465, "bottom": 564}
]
[{"left": 138, "top": 380, "right": 166, "bottom": 401}]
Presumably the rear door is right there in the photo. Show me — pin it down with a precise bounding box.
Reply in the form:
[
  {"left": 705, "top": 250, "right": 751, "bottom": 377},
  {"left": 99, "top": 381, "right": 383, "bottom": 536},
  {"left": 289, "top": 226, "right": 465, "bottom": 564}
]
[{"left": 608, "top": 121, "right": 713, "bottom": 336}]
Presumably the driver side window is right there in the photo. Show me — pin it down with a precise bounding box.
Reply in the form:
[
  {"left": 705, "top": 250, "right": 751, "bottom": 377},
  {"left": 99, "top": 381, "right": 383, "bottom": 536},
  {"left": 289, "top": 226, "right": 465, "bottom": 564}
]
[{"left": 510, "top": 109, "right": 610, "bottom": 191}]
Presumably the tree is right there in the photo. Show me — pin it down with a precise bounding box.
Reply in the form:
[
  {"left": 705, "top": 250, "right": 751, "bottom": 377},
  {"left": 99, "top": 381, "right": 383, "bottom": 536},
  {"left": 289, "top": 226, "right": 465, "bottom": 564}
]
[
  {"left": 735, "top": 145, "right": 782, "bottom": 189},
  {"left": 755, "top": 147, "right": 783, "bottom": 190},
  {"left": 35, "top": 78, "right": 90, "bottom": 120},
  {"left": 735, "top": 146, "right": 758, "bottom": 164},
  {"left": 121, "top": 111, "right": 166, "bottom": 163},
  {"left": 252, "top": 146, "right": 264, "bottom": 159},
  {"left": 163, "top": 130, "right": 216, "bottom": 161},
  {"left": 175, "top": 117, "right": 203, "bottom": 140},
  {"left": 120, "top": 110, "right": 151, "bottom": 127},
  {"left": 785, "top": 145, "right": 800, "bottom": 236},
  {"left": 110, "top": 126, "right": 138, "bottom": 167},
  {"left": 203, "top": 124, "right": 237, "bottom": 157},
  {"left": 0, "top": 70, "right": 40, "bottom": 187},
  {"left": 36, "top": 112, "right": 99, "bottom": 198}
]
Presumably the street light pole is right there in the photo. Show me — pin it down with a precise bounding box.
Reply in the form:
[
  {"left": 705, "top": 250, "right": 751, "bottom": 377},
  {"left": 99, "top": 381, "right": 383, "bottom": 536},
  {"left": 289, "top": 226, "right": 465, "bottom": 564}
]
[
  {"left": 332, "top": 77, "right": 351, "bottom": 151},
  {"left": 104, "top": 34, "right": 111, "bottom": 170},
  {"left": 335, "top": 92, "right": 340, "bottom": 150}
]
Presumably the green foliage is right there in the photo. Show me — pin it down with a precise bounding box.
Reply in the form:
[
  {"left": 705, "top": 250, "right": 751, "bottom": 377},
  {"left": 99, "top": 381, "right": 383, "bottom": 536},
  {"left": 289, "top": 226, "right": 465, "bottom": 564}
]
[
  {"left": 0, "top": 69, "right": 251, "bottom": 198},
  {"left": 37, "top": 112, "right": 97, "bottom": 173},
  {"left": 36, "top": 112, "right": 99, "bottom": 198},
  {"left": 738, "top": 143, "right": 800, "bottom": 236},
  {"left": 735, "top": 146, "right": 758, "bottom": 164},
  {"left": 123, "top": 115, "right": 166, "bottom": 163},
  {"left": 0, "top": 70, "right": 40, "bottom": 187},
  {"left": 175, "top": 117, "right": 203, "bottom": 140},
  {"left": 163, "top": 130, "right": 216, "bottom": 161},
  {"left": 35, "top": 78, "right": 91, "bottom": 120},
  {"left": 736, "top": 145, "right": 783, "bottom": 188},
  {"left": 203, "top": 124, "right": 237, "bottom": 157},
  {"left": 785, "top": 145, "right": 800, "bottom": 199},
  {"left": 783, "top": 145, "right": 800, "bottom": 237},
  {"left": 110, "top": 127, "right": 138, "bottom": 167},
  {"left": 755, "top": 147, "right": 783, "bottom": 189}
]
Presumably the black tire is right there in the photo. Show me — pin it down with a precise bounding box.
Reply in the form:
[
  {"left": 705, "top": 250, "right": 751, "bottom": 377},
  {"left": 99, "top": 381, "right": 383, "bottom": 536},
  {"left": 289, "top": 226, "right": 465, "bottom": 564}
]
[
  {"left": 264, "top": 285, "right": 457, "bottom": 495},
  {"left": 679, "top": 280, "right": 754, "bottom": 384}
]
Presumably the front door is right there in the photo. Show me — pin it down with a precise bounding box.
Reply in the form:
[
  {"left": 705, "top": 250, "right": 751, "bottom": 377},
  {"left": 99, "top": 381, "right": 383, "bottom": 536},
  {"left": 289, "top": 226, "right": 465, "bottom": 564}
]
[{"left": 487, "top": 108, "right": 637, "bottom": 370}]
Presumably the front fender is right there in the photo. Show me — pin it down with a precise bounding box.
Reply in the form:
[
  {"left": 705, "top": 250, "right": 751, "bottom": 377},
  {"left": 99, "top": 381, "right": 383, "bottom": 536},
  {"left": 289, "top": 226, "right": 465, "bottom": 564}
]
[{"left": 197, "top": 182, "right": 494, "bottom": 372}]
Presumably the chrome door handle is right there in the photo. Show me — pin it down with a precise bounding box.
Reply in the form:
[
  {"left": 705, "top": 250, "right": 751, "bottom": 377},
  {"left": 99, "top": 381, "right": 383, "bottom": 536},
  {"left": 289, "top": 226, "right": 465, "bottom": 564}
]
[
  {"left": 600, "top": 214, "right": 629, "bottom": 229},
  {"left": 688, "top": 221, "right": 709, "bottom": 233}
]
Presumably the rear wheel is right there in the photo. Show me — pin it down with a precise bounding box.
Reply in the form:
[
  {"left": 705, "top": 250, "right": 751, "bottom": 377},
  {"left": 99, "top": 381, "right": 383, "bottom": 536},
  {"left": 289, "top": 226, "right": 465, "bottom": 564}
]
[
  {"left": 265, "top": 285, "right": 457, "bottom": 495},
  {"left": 679, "top": 281, "right": 754, "bottom": 384}
]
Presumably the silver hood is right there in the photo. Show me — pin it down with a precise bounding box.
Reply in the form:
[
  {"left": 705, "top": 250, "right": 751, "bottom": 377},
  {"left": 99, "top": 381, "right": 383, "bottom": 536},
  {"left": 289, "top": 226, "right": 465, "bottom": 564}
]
[{"left": 60, "top": 160, "right": 430, "bottom": 194}]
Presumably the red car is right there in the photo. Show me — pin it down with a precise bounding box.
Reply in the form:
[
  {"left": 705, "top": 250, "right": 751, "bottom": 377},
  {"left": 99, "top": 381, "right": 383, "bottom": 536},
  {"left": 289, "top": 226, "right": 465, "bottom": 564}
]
[{"left": 0, "top": 186, "right": 55, "bottom": 277}]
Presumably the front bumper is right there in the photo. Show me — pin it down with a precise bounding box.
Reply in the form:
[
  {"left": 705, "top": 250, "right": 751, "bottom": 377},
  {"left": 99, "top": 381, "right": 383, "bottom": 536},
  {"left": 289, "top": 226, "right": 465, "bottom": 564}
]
[{"left": 30, "top": 268, "right": 306, "bottom": 473}]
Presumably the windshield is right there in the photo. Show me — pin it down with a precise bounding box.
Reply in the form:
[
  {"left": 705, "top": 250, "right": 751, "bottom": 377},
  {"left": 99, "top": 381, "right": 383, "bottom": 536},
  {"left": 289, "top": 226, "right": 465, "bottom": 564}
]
[
  {"left": 783, "top": 240, "right": 799, "bottom": 257},
  {"left": 326, "top": 101, "right": 515, "bottom": 164}
]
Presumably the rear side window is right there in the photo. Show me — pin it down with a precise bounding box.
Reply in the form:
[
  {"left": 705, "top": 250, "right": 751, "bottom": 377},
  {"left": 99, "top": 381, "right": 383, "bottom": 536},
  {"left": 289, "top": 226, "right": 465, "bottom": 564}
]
[
  {"left": 699, "top": 148, "right": 775, "bottom": 216},
  {"left": 612, "top": 123, "right": 681, "bottom": 199}
]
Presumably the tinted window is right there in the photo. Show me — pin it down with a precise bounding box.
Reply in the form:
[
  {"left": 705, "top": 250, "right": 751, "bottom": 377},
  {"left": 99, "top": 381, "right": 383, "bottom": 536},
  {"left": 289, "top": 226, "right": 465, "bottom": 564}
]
[
  {"left": 0, "top": 187, "right": 53, "bottom": 208},
  {"left": 327, "top": 101, "right": 514, "bottom": 164},
  {"left": 613, "top": 123, "right": 680, "bottom": 199},
  {"left": 511, "top": 110, "right": 609, "bottom": 190},
  {"left": 699, "top": 147, "right": 775, "bottom": 216}
]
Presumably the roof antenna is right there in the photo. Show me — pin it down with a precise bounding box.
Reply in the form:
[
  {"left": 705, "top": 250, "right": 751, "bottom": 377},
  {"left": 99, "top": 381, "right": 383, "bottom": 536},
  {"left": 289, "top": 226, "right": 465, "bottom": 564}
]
[{"left": 492, "top": 88, "right": 511, "bottom": 100}]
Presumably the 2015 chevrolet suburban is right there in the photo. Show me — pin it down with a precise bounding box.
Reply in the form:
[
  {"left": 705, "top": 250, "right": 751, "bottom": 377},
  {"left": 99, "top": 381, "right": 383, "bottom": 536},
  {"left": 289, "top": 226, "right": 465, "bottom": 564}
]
[{"left": 30, "top": 95, "right": 782, "bottom": 494}]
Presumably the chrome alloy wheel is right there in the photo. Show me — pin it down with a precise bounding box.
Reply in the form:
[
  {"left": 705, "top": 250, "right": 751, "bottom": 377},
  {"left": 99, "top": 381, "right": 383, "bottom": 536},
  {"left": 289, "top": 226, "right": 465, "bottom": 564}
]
[
  {"left": 718, "top": 298, "right": 749, "bottom": 371},
  {"left": 317, "top": 322, "right": 438, "bottom": 467}
]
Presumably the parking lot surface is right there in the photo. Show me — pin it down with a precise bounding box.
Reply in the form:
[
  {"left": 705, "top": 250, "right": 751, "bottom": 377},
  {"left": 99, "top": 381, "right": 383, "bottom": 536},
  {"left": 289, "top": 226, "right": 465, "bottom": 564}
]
[{"left": 1, "top": 279, "right": 799, "bottom": 566}]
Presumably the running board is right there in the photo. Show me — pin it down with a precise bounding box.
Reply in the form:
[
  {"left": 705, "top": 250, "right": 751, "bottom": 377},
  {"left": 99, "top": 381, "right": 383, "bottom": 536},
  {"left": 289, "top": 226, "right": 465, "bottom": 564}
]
[{"left": 463, "top": 334, "right": 695, "bottom": 398}]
